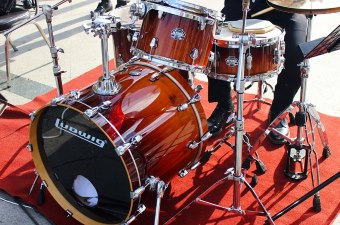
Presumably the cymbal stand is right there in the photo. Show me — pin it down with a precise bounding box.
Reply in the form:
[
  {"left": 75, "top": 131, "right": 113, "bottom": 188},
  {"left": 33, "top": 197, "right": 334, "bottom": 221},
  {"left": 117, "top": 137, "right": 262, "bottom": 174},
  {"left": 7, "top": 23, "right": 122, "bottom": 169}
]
[
  {"left": 244, "top": 14, "right": 331, "bottom": 211},
  {"left": 165, "top": 1, "right": 275, "bottom": 224},
  {"left": 42, "top": 3, "right": 69, "bottom": 96}
]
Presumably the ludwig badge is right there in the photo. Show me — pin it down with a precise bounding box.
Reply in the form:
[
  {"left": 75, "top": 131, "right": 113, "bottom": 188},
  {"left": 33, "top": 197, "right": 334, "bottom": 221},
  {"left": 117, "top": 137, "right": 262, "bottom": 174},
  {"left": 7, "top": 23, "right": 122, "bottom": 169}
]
[{"left": 171, "top": 28, "right": 186, "bottom": 41}]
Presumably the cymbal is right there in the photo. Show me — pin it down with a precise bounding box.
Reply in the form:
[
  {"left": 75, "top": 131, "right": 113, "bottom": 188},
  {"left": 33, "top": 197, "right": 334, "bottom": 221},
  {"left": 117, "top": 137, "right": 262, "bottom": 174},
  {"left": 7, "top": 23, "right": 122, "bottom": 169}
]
[{"left": 267, "top": 0, "right": 340, "bottom": 14}]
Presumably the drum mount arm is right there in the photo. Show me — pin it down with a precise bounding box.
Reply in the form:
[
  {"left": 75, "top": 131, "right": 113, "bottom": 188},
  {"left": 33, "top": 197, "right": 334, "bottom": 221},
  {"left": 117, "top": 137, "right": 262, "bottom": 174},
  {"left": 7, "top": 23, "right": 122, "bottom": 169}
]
[{"left": 83, "top": 16, "right": 121, "bottom": 95}]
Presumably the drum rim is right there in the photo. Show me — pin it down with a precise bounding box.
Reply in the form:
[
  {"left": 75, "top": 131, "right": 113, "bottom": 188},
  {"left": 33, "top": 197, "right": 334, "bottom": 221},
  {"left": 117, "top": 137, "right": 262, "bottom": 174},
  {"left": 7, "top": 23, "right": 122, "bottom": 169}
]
[
  {"left": 145, "top": 0, "right": 224, "bottom": 20},
  {"left": 144, "top": 1, "right": 221, "bottom": 25},
  {"left": 214, "top": 25, "right": 286, "bottom": 48},
  {"left": 29, "top": 103, "right": 136, "bottom": 224},
  {"left": 208, "top": 66, "right": 283, "bottom": 82},
  {"left": 132, "top": 48, "right": 211, "bottom": 74}
]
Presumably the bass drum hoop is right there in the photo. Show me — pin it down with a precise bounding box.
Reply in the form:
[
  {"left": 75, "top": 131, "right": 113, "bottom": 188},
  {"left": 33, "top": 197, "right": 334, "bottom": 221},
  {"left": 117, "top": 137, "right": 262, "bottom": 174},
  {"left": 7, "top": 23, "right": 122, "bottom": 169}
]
[{"left": 29, "top": 103, "right": 135, "bottom": 225}]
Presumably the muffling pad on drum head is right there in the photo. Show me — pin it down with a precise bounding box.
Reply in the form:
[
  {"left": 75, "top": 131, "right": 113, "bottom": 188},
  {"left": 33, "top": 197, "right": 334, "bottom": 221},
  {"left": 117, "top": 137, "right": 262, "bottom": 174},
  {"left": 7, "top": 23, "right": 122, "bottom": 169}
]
[{"left": 228, "top": 19, "right": 275, "bottom": 34}]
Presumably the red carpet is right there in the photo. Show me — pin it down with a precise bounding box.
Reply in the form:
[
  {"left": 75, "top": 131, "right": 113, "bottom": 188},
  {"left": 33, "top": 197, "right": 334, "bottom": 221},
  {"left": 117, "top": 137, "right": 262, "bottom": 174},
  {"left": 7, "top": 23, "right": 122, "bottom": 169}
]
[{"left": 0, "top": 63, "right": 339, "bottom": 225}]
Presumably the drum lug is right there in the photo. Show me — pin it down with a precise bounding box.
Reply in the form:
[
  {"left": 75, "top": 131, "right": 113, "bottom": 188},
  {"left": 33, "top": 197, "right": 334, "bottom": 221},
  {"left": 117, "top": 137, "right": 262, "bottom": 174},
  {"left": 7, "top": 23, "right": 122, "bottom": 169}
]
[
  {"left": 132, "top": 31, "right": 139, "bottom": 42},
  {"left": 178, "top": 169, "right": 188, "bottom": 178},
  {"left": 190, "top": 48, "right": 199, "bottom": 60},
  {"left": 116, "top": 135, "right": 143, "bottom": 156},
  {"left": 149, "top": 72, "right": 160, "bottom": 82},
  {"left": 83, "top": 100, "right": 112, "bottom": 119},
  {"left": 27, "top": 144, "right": 33, "bottom": 152},
  {"left": 225, "top": 56, "right": 239, "bottom": 67},
  {"left": 122, "top": 204, "right": 146, "bottom": 225},
  {"left": 149, "top": 37, "right": 158, "bottom": 49},
  {"left": 177, "top": 93, "right": 200, "bottom": 112},
  {"left": 273, "top": 48, "right": 280, "bottom": 64},
  {"left": 130, "top": 186, "right": 146, "bottom": 200},
  {"left": 158, "top": 10, "right": 164, "bottom": 19},
  {"left": 281, "top": 40, "right": 286, "bottom": 55},
  {"left": 208, "top": 51, "right": 215, "bottom": 62},
  {"left": 188, "top": 131, "right": 212, "bottom": 149},
  {"left": 50, "top": 90, "right": 80, "bottom": 106},
  {"left": 29, "top": 111, "right": 36, "bottom": 121},
  {"left": 246, "top": 54, "right": 253, "bottom": 71},
  {"left": 198, "top": 19, "right": 206, "bottom": 31},
  {"left": 194, "top": 84, "right": 203, "bottom": 93}
]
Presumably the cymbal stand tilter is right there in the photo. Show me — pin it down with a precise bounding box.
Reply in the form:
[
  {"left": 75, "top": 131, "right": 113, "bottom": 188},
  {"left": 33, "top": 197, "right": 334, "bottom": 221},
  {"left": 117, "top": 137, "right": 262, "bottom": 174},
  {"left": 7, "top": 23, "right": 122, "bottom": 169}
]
[
  {"left": 166, "top": 1, "right": 275, "bottom": 224},
  {"left": 243, "top": 15, "right": 338, "bottom": 216}
]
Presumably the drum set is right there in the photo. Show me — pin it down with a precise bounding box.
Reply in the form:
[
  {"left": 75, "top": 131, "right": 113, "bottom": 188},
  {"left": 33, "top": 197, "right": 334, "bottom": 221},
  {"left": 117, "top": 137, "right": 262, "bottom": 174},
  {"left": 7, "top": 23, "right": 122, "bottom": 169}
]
[{"left": 24, "top": 0, "right": 339, "bottom": 224}]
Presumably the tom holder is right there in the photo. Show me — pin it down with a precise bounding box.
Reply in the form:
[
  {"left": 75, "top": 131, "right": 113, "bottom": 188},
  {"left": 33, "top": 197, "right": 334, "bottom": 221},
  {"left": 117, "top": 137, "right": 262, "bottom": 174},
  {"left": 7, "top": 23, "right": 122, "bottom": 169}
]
[{"left": 83, "top": 16, "right": 121, "bottom": 95}]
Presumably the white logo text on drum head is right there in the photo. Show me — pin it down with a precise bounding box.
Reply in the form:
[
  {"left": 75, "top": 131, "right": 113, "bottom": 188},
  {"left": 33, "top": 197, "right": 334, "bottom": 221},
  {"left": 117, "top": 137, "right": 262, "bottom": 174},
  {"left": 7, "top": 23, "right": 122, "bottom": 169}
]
[{"left": 55, "top": 118, "right": 106, "bottom": 148}]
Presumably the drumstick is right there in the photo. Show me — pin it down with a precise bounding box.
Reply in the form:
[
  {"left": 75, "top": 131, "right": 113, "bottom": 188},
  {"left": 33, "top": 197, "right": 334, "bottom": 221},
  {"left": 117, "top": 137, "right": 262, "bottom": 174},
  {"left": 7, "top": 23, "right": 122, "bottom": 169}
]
[{"left": 251, "top": 7, "right": 274, "bottom": 18}]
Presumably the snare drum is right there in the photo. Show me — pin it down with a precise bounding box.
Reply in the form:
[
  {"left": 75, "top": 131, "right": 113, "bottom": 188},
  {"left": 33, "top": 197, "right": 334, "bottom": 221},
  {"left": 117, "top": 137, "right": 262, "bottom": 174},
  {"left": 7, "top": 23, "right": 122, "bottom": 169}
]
[
  {"left": 210, "top": 19, "right": 285, "bottom": 82},
  {"left": 131, "top": 0, "right": 224, "bottom": 73},
  {"left": 29, "top": 60, "right": 207, "bottom": 225}
]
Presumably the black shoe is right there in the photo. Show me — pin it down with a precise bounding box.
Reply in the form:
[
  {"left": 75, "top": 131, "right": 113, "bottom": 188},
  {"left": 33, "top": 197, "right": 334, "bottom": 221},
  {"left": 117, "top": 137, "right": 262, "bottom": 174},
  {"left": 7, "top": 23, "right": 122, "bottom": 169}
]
[
  {"left": 208, "top": 106, "right": 234, "bottom": 136},
  {"left": 268, "top": 117, "right": 290, "bottom": 145},
  {"left": 93, "top": 0, "right": 113, "bottom": 15},
  {"left": 23, "top": 0, "right": 33, "bottom": 9}
]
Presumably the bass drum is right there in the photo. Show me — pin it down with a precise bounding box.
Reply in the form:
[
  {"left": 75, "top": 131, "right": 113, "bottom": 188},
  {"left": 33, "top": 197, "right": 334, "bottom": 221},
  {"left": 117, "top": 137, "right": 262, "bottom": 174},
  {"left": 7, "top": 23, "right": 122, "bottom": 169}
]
[{"left": 29, "top": 60, "right": 207, "bottom": 225}]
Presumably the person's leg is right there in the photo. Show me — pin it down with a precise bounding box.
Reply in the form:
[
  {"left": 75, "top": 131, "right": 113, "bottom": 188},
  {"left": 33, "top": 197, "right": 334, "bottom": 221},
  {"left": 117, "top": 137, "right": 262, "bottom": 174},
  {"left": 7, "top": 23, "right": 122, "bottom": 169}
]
[
  {"left": 22, "top": 0, "right": 32, "bottom": 9},
  {"left": 261, "top": 13, "right": 307, "bottom": 144},
  {"left": 270, "top": 14, "right": 307, "bottom": 118},
  {"left": 93, "top": 0, "right": 113, "bottom": 14},
  {"left": 207, "top": 77, "right": 234, "bottom": 135},
  {"left": 115, "top": 0, "right": 127, "bottom": 8}
]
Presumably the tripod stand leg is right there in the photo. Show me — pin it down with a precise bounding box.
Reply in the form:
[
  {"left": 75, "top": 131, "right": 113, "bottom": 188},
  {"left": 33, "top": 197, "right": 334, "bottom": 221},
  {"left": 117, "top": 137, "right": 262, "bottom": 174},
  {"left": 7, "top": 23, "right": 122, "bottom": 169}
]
[
  {"left": 242, "top": 177, "right": 275, "bottom": 224},
  {"left": 306, "top": 104, "right": 331, "bottom": 158}
]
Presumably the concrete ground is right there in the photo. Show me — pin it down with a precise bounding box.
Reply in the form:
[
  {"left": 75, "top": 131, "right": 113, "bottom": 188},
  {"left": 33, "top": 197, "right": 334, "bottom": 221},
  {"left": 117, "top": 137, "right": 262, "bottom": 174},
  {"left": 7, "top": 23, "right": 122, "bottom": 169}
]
[{"left": 0, "top": 0, "right": 339, "bottom": 224}]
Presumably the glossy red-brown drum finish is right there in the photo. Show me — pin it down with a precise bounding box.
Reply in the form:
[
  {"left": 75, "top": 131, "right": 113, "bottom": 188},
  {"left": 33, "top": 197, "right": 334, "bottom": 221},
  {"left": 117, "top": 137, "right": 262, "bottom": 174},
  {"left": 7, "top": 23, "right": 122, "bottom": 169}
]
[
  {"left": 136, "top": 10, "right": 214, "bottom": 67},
  {"left": 112, "top": 27, "right": 140, "bottom": 66},
  {"left": 211, "top": 26, "right": 285, "bottom": 80},
  {"left": 29, "top": 60, "right": 207, "bottom": 224},
  {"left": 212, "top": 45, "right": 279, "bottom": 76}
]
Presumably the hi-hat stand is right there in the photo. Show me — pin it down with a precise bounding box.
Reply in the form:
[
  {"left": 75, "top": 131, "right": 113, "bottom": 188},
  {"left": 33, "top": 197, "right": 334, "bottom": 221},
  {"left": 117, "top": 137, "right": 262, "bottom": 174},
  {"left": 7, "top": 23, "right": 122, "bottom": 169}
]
[
  {"left": 165, "top": 1, "right": 275, "bottom": 224},
  {"left": 244, "top": 18, "right": 340, "bottom": 212}
]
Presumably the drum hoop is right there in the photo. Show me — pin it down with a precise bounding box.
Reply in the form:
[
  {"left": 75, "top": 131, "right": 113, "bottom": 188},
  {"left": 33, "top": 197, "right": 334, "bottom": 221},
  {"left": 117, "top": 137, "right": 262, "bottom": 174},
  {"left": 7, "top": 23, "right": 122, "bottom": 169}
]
[
  {"left": 209, "top": 66, "right": 283, "bottom": 82},
  {"left": 129, "top": 60, "right": 205, "bottom": 166},
  {"left": 163, "top": 0, "right": 224, "bottom": 21},
  {"left": 215, "top": 25, "right": 286, "bottom": 48},
  {"left": 132, "top": 47, "right": 210, "bottom": 74},
  {"left": 145, "top": 1, "right": 218, "bottom": 25},
  {"left": 29, "top": 104, "right": 135, "bottom": 224}
]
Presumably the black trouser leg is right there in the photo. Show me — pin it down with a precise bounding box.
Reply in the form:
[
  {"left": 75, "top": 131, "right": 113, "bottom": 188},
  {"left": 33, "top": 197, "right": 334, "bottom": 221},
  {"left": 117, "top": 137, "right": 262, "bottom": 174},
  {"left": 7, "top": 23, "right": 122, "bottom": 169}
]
[{"left": 207, "top": 77, "right": 234, "bottom": 111}]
